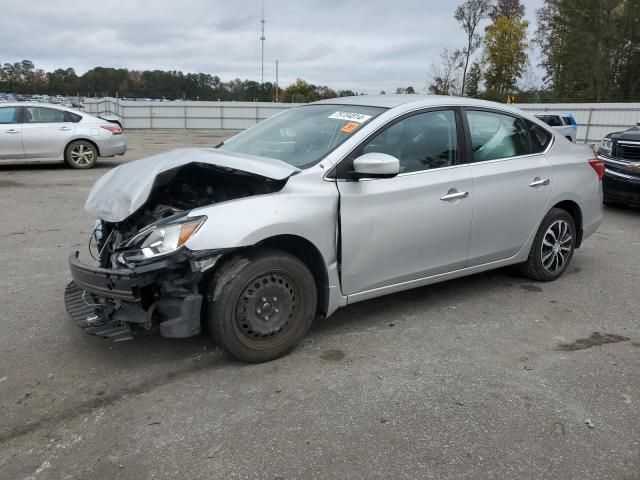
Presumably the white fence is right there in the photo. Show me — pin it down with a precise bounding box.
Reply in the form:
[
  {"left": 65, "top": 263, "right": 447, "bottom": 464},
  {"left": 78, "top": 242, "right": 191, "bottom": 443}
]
[
  {"left": 83, "top": 98, "right": 295, "bottom": 130},
  {"left": 518, "top": 103, "right": 640, "bottom": 144},
  {"left": 85, "top": 98, "right": 640, "bottom": 143}
]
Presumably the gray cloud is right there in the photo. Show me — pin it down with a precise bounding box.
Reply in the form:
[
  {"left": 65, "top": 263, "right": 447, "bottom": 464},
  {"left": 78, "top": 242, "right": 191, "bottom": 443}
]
[{"left": 0, "top": 0, "right": 544, "bottom": 93}]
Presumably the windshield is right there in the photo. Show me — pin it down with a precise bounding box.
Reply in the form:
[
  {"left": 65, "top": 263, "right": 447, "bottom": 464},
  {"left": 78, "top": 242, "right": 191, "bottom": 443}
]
[{"left": 220, "top": 104, "right": 386, "bottom": 168}]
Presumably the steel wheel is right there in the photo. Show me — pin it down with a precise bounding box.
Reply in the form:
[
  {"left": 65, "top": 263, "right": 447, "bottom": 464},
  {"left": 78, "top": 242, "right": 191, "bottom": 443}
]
[
  {"left": 65, "top": 141, "right": 97, "bottom": 169},
  {"left": 233, "top": 271, "right": 298, "bottom": 349},
  {"left": 207, "top": 248, "right": 317, "bottom": 363},
  {"left": 541, "top": 219, "right": 572, "bottom": 274}
]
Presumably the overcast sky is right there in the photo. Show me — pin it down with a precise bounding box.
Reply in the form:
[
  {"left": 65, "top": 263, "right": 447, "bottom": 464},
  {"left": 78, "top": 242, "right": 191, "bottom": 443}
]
[{"left": 0, "top": 0, "right": 544, "bottom": 94}]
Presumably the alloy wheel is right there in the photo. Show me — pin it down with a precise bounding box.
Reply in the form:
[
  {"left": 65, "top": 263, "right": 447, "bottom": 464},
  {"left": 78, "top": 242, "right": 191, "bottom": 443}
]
[
  {"left": 70, "top": 144, "right": 95, "bottom": 166},
  {"left": 540, "top": 219, "right": 573, "bottom": 274}
]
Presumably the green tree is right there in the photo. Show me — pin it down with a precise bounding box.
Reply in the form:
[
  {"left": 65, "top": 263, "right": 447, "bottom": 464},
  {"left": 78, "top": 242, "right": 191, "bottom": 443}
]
[
  {"left": 465, "top": 61, "right": 483, "bottom": 97},
  {"left": 455, "top": 0, "right": 492, "bottom": 96},
  {"left": 536, "top": 0, "right": 639, "bottom": 102},
  {"left": 483, "top": 12, "right": 528, "bottom": 95},
  {"left": 283, "top": 79, "right": 318, "bottom": 103}
]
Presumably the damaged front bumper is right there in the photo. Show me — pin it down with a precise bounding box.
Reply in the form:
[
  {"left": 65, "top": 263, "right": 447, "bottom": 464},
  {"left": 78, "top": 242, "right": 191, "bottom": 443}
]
[{"left": 64, "top": 250, "right": 221, "bottom": 341}]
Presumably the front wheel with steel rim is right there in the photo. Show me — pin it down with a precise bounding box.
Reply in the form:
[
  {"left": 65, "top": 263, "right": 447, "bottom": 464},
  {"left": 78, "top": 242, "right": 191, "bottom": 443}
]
[
  {"left": 518, "top": 208, "right": 576, "bottom": 281},
  {"left": 65, "top": 140, "right": 98, "bottom": 169},
  {"left": 206, "top": 248, "right": 317, "bottom": 363}
]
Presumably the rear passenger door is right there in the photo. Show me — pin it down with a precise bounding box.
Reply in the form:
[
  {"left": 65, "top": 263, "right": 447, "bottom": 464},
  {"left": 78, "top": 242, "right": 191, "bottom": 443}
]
[
  {"left": 21, "top": 106, "right": 75, "bottom": 159},
  {"left": 465, "top": 109, "right": 554, "bottom": 266},
  {"left": 0, "top": 106, "right": 24, "bottom": 160}
]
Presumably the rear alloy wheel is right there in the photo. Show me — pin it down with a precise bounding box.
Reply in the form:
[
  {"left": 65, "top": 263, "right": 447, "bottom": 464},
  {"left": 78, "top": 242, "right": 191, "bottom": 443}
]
[
  {"left": 518, "top": 208, "right": 576, "bottom": 281},
  {"left": 65, "top": 140, "right": 97, "bottom": 169},
  {"left": 206, "top": 248, "right": 317, "bottom": 363}
]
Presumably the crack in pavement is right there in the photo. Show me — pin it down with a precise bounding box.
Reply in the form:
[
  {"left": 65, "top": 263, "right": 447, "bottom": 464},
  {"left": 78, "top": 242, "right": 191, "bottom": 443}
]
[{"left": 0, "top": 354, "right": 226, "bottom": 445}]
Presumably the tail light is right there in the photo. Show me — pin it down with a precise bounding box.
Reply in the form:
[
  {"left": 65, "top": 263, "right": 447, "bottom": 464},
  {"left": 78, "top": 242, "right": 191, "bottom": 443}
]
[
  {"left": 101, "top": 124, "right": 122, "bottom": 135},
  {"left": 588, "top": 158, "right": 605, "bottom": 180}
]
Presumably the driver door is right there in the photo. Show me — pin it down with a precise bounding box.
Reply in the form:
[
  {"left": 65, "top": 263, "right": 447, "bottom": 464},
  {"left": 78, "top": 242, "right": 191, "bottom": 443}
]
[{"left": 336, "top": 109, "right": 473, "bottom": 297}]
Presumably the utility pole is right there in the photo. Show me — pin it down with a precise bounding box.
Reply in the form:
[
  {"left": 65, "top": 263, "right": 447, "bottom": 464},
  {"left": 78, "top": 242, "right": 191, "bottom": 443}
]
[
  {"left": 260, "top": 0, "right": 266, "bottom": 86},
  {"left": 275, "top": 60, "right": 279, "bottom": 102}
]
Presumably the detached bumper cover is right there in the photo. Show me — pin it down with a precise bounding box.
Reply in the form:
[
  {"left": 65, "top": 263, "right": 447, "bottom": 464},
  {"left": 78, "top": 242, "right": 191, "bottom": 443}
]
[
  {"left": 68, "top": 252, "right": 170, "bottom": 301},
  {"left": 65, "top": 252, "right": 207, "bottom": 340}
]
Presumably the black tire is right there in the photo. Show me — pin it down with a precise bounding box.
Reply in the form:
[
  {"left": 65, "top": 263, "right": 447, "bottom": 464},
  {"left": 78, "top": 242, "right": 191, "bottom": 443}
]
[
  {"left": 65, "top": 140, "right": 98, "bottom": 169},
  {"left": 206, "top": 248, "right": 317, "bottom": 363},
  {"left": 518, "top": 208, "right": 576, "bottom": 282}
]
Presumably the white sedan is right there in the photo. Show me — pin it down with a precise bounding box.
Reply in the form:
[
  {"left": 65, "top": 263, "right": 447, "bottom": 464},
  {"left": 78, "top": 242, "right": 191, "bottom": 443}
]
[{"left": 0, "top": 103, "right": 126, "bottom": 168}]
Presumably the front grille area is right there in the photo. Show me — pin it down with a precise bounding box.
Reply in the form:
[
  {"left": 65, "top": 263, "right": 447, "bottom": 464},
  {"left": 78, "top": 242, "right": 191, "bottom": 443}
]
[{"left": 615, "top": 142, "right": 640, "bottom": 161}]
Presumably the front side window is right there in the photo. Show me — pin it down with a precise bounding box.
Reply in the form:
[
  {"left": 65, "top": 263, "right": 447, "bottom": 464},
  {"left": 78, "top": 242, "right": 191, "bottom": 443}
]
[
  {"left": 358, "top": 110, "right": 458, "bottom": 174},
  {"left": 0, "top": 107, "right": 19, "bottom": 124},
  {"left": 25, "top": 107, "right": 66, "bottom": 123},
  {"left": 220, "top": 104, "right": 385, "bottom": 169},
  {"left": 466, "top": 110, "right": 531, "bottom": 162}
]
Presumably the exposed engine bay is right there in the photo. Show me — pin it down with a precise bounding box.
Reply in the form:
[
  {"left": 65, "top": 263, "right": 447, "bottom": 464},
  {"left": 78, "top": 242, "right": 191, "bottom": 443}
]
[
  {"left": 92, "top": 162, "right": 286, "bottom": 269},
  {"left": 66, "top": 160, "right": 289, "bottom": 341}
]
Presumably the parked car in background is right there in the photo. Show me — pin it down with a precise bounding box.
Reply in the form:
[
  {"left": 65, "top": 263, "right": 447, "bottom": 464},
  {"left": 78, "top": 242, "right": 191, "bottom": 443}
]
[
  {"left": 597, "top": 120, "right": 640, "bottom": 207},
  {"left": 65, "top": 95, "right": 603, "bottom": 363},
  {"left": 534, "top": 112, "right": 577, "bottom": 142},
  {"left": 0, "top": 102, "right": 126, "bottom": 168}
]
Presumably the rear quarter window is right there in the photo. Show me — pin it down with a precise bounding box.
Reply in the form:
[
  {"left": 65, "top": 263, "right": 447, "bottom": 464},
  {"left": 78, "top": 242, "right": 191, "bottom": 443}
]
[
  {"left": 527, "top": 120, "right": 553, "bottom": 153},
  {"left": 64, "top": 111, "right": 82, "bottom": 123}
]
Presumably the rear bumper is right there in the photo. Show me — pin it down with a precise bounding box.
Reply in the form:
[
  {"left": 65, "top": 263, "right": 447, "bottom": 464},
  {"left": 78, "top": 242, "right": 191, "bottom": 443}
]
[
  {"left": 97, "top": 135, "right": 127, "bottom": 157},
  {"left": 603, "top": 169, "right": 640, "bottom": 206},
  {"left": 65, "top": 252, "right": 209, "bottom": 340}
]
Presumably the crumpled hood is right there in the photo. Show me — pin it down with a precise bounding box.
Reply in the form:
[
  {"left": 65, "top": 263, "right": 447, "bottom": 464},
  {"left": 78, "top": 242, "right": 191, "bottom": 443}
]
[{"left": 85, "top": 148, "right": 299, "bottom": 222}]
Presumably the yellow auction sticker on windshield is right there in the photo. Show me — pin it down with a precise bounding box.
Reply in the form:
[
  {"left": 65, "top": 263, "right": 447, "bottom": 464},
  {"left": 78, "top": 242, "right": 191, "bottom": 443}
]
[
  {"left": 329, "top": 111, "right": 372, "bottom": 123},
  {"left": 340, "top": 122, "right": 360, "bottom": 133}
]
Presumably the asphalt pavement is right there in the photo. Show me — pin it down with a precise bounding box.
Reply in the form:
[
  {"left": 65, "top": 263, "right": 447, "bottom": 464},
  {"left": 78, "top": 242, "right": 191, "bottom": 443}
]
[{"left": 0, "top": 131, "right": 638, "bottom": 480}]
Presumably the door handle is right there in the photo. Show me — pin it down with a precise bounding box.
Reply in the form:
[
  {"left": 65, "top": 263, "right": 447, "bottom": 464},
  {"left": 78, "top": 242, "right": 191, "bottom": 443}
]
[
  {"left": 529, "top": 177, "right": 550, "bottom": 187},
  {"left": 4, "top": 129, "right": 19, "bottom": 134},
  {"left": 440, "top": 190, "right": 469, "bottom": 201},
  {"left": 59, "top": 126, "right": 72, "bottom": 131}
]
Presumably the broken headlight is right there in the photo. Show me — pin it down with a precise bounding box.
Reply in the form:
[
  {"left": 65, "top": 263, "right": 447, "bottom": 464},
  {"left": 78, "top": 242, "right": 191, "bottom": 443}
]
[{"left": 117, "top": 216, "right": 206, "bottom": 265}]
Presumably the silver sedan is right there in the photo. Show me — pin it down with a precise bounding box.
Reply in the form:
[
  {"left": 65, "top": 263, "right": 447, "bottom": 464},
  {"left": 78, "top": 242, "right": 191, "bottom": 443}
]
[
  {"left": 66, "top": 95, "right": 603, "bottom": 362},
  {"left": 0, "top": 102, "right": 126, "bottom": 168}
]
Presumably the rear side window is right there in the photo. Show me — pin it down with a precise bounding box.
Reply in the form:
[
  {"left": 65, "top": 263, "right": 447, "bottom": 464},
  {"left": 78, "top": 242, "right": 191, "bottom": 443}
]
[
  {"left": 0, "top": 107, "right": 19, "bottom": 124},
  {"left": 25, "top": 107, "right": 66, "bottom": 123},
  {"left": 562, "top": 116, "right": 572, "bottom": 125},
  {"left": 527, "top": 120, "right": 553, "bottom": 153},
  {"left": 64, "top": 111, "right": 82, "bottom": 123},
  {"left": 466, "top": 110, "right": 531, "bottom": 162}
]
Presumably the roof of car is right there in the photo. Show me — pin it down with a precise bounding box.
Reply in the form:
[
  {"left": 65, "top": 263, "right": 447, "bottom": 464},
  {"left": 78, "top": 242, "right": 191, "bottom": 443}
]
[
  {"left": 0, "top": 102, "right": 74, "bottom": 109},
  {"left": 534, "top": 111, "right": 573, "bottom": 116},
  {"left": 312, "top": 94, "right": 536, "bottom": 117}
]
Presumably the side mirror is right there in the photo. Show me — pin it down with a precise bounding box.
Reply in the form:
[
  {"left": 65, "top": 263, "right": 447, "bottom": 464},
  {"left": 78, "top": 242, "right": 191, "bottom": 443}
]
[{"left": 351, "top": 152, "right": 400, "bottom": 180}]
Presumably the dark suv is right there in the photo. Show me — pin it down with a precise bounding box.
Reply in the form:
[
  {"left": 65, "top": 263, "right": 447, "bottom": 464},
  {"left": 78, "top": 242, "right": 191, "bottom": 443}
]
[{"left": 598, "top": 123, "right": 640, "bottom": 207}]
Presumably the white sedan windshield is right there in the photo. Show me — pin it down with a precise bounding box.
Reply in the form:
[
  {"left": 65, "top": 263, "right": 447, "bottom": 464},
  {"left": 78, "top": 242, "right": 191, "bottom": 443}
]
[{"left": 220, "top": 104, "right": 386, "bottom": 168}]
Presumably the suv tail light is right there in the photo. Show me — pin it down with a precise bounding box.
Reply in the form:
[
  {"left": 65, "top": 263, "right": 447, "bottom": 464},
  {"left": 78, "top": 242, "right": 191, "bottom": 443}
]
[
  {"left": 588, "top": 158, "right": 605, "bottom": 180},
  {"left": 101, "top": 124, "right": 122, "bottom": 135}
]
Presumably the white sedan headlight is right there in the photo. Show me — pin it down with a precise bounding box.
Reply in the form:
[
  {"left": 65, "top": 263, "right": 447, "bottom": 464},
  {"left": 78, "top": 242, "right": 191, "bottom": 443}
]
[{"left": 118, "top": 216, "right": 206, "bottom": 265}]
